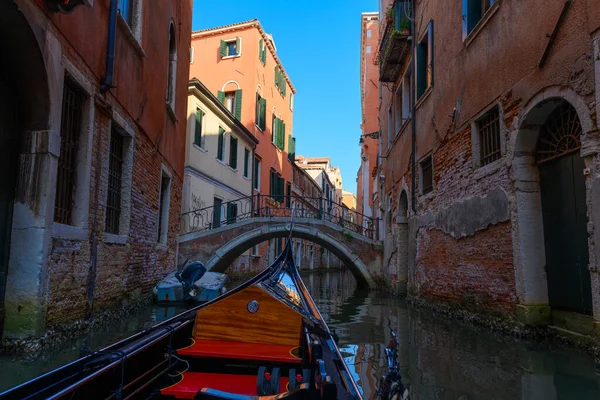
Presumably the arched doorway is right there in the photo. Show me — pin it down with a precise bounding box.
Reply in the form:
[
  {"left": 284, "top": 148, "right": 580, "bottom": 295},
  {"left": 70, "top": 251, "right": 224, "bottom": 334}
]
[{"left": 536, "top": 102, "right": 592, "bottom": 315}]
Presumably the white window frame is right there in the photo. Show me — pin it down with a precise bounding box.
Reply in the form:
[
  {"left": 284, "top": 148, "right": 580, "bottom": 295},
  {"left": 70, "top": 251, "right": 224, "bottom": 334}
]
[
  {"left": 254, "top": 157, "right": 261, "bottom": 191},
  {"left": 223, "top": 37, "right": 242, "bottom": 59},
  {"left": 166, "top": 22, "right": 177, "bottom": 114},
  {"left": 193, "top": 105, "right": 207, "bottom": 150},
  {"left": 243, "top": 147, "right": 251, "bottom": 179},
  {"left": 117, "top": 0, "right": 144, "bottom": 51},
  {"left": 419, "top": 153, "right": 434, "bottom": 195}
]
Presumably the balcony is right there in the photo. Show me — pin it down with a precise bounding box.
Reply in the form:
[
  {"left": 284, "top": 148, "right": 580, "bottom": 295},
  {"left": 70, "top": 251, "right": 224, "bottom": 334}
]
[{"left": 379, "top": 1, "right": 412, "bottom": 82}]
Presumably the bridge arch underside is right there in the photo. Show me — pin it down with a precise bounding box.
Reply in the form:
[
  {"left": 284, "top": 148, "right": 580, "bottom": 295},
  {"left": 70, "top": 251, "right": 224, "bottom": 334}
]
[{"left": 204, "top": 224, "right": 376, "bottom": 289}]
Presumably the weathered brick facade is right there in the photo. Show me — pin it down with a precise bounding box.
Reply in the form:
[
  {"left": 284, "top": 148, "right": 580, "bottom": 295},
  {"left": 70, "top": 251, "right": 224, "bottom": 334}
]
[{"left": 375, "top": 0, "right": 600, "bottom": 334}]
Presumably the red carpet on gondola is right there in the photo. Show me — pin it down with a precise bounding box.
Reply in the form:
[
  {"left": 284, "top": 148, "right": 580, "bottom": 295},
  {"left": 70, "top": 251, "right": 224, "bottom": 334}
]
[
  {"left": 161, "top": 372, "right": 288, "bottom": 399},
  {"left": 177, "top": 339, "right": 301, "bottom": 364}
]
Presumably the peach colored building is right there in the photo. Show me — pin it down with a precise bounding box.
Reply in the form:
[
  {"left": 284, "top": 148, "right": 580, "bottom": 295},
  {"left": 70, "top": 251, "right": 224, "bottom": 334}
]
[
  {"left": 357, "top": 12, "right": 380, "bottom": 229},
  {"left": 189, "top": 19, "right": 296, "bottom": 264}
]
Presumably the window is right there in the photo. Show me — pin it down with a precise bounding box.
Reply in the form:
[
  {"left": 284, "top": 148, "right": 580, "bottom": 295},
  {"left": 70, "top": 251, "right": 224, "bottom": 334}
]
[
  {"left": 219, "top": 89, "right": 243, "bottom": 120},
  {"left": 255, "top": 93, "right": 266, "bottom": 130},
  {"left": 366, "top": 45, "right": 372, "bottom": 54},
  {"left": 157, "top": 171, "right": 171, "bottom": 243},
  {"left": 367, "top": 29, "right": 372, "bottom": 38},
  {"left": 225, "top": 91, "right": 236, "bottom": 114},
  {"left": 106, "top": 128, "right": 125, "bottom": 234},
  {"left": 253, "top": 157, "right": 261, "bottom": 190},
  {"left": 220, "top": 38, "right": 241, "bottom": 57},
  {"left": 217, "top": 127, "right": 224, "bottom": 161},
  {"left": 286, "top": 182, "right": 292, "bottom": 208},
  {"left": 194, "top": 107, "right": 204, "bottom": 147},
  {"left": 213, "top": 198, "right": 222, "bottom": 228},
  {"left": 463, "top": 0, "right": 496, "bottom": 37},
  {"left": 258, "top": 38, "right": 267, "bottom": 65},
  {"left": 402, "top": 68, "right": 412, "bottom": 120},
  {"left": 416, "top": 21, "right": 434, "bottom": 99},
  {"left": 477, "top": 105, "right": 501, "bottom": 166},
  {"left": 226, "top": 203, "right": 238, "bottom": 225},
  {"left": 420, "top": 155, "right": 433, "bottom": 195},
  {"left": 167, "top": 24, "right": 177, "bottom": 110},
  {"left": 270, "top": 170, "right": 285, "bottom": 203},
  {"left": 229, "top": 135, "right": 238, "bottom": 169},
  {"left": 274, "top": 66, "right": 287, "bottom": 97},
  {"left": 55, "top": 78, "right": 85, "bottom": 225},
  {"left": 288, "top": 136, "right": 296, "bottom": 163},
  {"left": 272, "top": 115, "right": 285, "bottom": 150},
  {"left": 289, "top": 93, "right": 294, "bottom": 111},
  {"left": 243, "top": 148, "right": 250, "bottom": 178},
  {"left": 251, "top": 244, "right": 259, "bottom": 256}
]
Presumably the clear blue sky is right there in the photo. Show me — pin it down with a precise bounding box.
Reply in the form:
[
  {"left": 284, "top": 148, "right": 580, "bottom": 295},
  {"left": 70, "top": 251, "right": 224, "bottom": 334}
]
[{"left": 192, "top": 0, "right": 378, "bottom": 196}]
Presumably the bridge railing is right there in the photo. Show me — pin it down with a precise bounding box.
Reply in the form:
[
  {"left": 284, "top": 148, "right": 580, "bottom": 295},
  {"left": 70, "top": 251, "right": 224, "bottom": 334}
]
[{"left": 180, "top": 194, "right": 379, "bottom": 241}]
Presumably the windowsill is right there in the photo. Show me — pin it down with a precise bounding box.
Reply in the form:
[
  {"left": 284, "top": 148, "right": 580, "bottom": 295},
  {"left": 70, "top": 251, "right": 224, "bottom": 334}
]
[
  {"left": 271, "top": 142, "right": 282, "bottom": 152},
  {"left": 420, "top": 190, "right": 435, "bottom": 200},
  {"left": 156, "top": 242, "right": 167, "bottom": 250},
  {"left": 473, "top": 158, "right": 504, "bottom": 179},
  {"left": 255, "top": 124, "right": 264, "bottom": 132},
  {"left": 117, "top": 14, "right": 146, "bottom": 58},
  {"left": 166, "top": 103, "right": 177, "bottom": 122},
  {"left": 216, "top": 158, "right": 227, "bottom": 166},
  {"left": 193, "top": 144, "right": 207, "bottom": 153},
  {"left": 243, "top": 175, "right": 251, "bottom": 181},
  {"left": 222, "top": 54, "right": 241, "bottom": 60},
  {"left": 227, "top": 165, "right": 238, "bottom": 172},
  {"left": 104, "top": 233, "right": 128, "bottom": 245},
  {"left": 464, "top": 1, "right": 501, "bottom": 47},
  {"left": 52, "top": 223, "right": 89, "bottom": 241},
  {"left": 415, "top": 86, "right": 433, "bottom": 110}
]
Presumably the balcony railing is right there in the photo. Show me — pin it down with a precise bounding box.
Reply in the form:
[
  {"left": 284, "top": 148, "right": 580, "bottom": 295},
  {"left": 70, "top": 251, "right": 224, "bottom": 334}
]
[{"left": 379, "top": 1, "right": 412, "bottom": 82}]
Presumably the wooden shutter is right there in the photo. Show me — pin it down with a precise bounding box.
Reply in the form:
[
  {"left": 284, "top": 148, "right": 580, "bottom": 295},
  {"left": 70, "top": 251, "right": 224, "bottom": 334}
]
[
  {"left": 217, "top": 91, "right": 225, "bottom": 104},
  {"left": 234, "top": 89, "right": 243, "bottom": 120},
  {"left": 260, "top": 98, "right": 267, "bottom": 130},
  {"left": 220, "top": 40, "right": 227, "bottom": 57},
  {"left": 230, "top": 137, "right": 238, "bottom": 169},
  {"left": 281, "top": 122, "right": 286, "bottom": 150},
  {"left": 259, "top": 38, "right": 264, "bottom": 61},
  {"left": 272, "top": 116, "right": 278, "bottom": 143},
  {"left": 217, "top": 127, "right": 224, "bottom": 160},
  {"left": 428, "top": 20, "right": 434, "bottom": 87},
  {"left": 255, "top": 93, "right": 260, "bottom": 126},
  {"left": 194, "top": 108, "right": 203, "bottom": 146}
]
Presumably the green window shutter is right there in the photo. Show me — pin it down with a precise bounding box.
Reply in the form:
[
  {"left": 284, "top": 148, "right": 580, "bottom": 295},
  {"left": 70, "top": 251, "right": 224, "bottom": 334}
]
[
  {"left": 428, "top": 20, "right": 434, "bottom": 87},
  {"left": 194, "top": 108, "right": 203, "bottom": 146},
  {"left": 234, "top": 89, "right": 243, "bottom": 120},
  {"left": 281, "top": 122, "right": 286, "bottom": 150},
  {"left": 282, "top": 81, "right": 286, "bottom": 97},
  {"left": 260, "top": 98, "right": 267, "bottom": 130},
  {"left": 261, "top": 46, "right": 266, "bottom": 65},
  {"left": 259, "top": 38, "right": 264, "bottom": 61},
  {"left": 230, "top": 137, "right": 238, "bottom": 169},
  {"left": 272, "top": 116, "right": 277, "bottom": 144},
  {"left": 217, "top": 91, "right": 225, "bottom": 104},
  {"left": 217, "top": 127, "right": 224, "bottom": 160},
  {"left": 220, "top": 40, "right": 227, "bottom": 57},
  {"left": 255, "top": 93, "right": 260, "bottom": 126}
]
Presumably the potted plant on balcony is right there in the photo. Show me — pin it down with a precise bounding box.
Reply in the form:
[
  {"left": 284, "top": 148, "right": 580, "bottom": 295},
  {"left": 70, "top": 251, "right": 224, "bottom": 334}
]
[
  {"left": 399, "top": 18, "right": 410, "bottom": 36},
  {"left": 385, "top": 6, "right": 395, "bottom": 24}
]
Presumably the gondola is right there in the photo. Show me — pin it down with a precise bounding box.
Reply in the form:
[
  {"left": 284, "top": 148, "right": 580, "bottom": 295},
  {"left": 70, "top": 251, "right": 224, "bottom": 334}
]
[{"left": 0, "top": 240, "right": 365, "bottom": 400}]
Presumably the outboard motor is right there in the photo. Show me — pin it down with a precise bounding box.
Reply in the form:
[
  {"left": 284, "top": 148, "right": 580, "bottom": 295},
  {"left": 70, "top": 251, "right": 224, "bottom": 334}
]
[{"left": 176, "top": 261, "right": 207, "bottom": 300}]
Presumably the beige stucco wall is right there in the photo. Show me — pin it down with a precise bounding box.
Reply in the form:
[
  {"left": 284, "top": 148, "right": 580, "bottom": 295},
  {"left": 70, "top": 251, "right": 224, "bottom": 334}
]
[{"left": 183, "top": 90, "right": 254, "bottom": 214}]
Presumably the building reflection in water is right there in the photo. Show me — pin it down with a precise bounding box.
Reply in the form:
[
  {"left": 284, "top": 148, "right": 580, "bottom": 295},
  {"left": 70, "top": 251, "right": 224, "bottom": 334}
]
[{"left": 300, "top": 269, "right": 600, "bottom": 400}]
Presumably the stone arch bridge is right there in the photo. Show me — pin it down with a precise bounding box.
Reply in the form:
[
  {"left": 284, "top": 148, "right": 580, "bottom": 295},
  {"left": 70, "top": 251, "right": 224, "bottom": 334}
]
[{"left": 178, "top": 195, "right": 383, "bottom": 289}]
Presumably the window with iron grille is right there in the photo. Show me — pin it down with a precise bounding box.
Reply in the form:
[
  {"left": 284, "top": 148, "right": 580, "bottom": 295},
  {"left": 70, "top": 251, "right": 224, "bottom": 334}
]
[
  {"left": 106, "top": 128, "right": 124, "bottom": 234},
  {"left": 477, "top": 106, "right": 501, "bottom": 166},
  {"left": 54, "top": 78, "right": 85, "bottom": 225},
  {"left": 420, "top": 155, "right": 433, "bottom": 195}
]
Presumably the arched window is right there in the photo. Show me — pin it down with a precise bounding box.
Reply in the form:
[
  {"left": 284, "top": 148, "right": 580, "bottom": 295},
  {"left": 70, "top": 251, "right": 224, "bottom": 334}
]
[{"left": 167, "top": 23, "right": 177, "bottom": 109}]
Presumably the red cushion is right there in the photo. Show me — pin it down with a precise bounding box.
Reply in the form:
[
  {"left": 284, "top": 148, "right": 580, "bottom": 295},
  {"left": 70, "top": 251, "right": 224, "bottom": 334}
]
[
  {"left": 177, "top": 339, "right": 301, "bottom": 364},
  {"left": 161, "top": 372, "right": 288, "bottom": 399}
]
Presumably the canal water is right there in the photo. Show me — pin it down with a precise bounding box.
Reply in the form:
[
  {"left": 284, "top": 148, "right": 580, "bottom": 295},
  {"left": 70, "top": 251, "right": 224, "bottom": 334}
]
[{"left": 1, "top": 269, "right": 600, "bottom": 398}]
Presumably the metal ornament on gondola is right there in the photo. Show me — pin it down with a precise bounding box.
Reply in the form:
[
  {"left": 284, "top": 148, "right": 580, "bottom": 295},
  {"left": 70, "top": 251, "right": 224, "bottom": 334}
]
[
  {"left": 247, "top": 300, "right": 259, "bottom": 313},
  {"left": 46, "top": 0, "right": 91, "bottom": 14}
]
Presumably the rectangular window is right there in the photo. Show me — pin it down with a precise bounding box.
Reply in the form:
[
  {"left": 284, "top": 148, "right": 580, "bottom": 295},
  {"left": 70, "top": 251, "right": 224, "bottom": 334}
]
[
  {"left": 420, "top": 155, "right": 433, "bottom": 195},
  {"left": 286, "top": 182, "right": 292, "bottom": 208},
  {"left": 106, "top": 128, "right": 124, "bottom": 235},
  {"left": 226, "top": 203, "right": 238, "bottom": 225},
  {"left": 288, "top": 136, "right": 296, "bottom": 163},
  {"left": 217, "top": 127, "right": 224, "bottom": 161},
  {"left": 157, "top": 172, "right": 171, "bottom": 243},
  {"left": 225, "top": 91, "right": 236, "bottom": 114},
  {"left": 387, "top": 105, "right": 393, "bottom": 149},
  {"left": 258, "top": 38, "right": 267, "bottom": 65},
  {"left": 270, "top": 170, "right": 284, "bottom": 203},
  {"left": 220, "top": 39, "right": 240, "bottom": 57},
  {"left": 243, "top": 148, "right": 250, "bottom": 178},
  {"left": 417, "top": 21, "right": 434, "bottom": 99},
  {"left": 213, "top": 197, "right": 222, "bottom": 228},
  {"left": 402, "top": 68, "right": 412, "bottom": 120},
  {"left": 251, "top": 244, "right": 259, "bottom": 256},
  {"left": 194, "top": 107, "right": 204, "bottom": 147},
  {"left": 55, "top": 78, "right": 84, "bottom": 225},
  {"left": 463, "top": 0, "right": 495, "bottom": 37},
  {"left": 255, "top": 93, "right": 266, "bottom": 130},
  {"left": 478, "top": 106, "right": 501, "bottom": 166},
  {"left": 366, "top": 45, "right": 372, "bottom": 54},
  {"left": 253, "top": 157, "right": 261, "bottom": 190},
  {"left": 229, "top": 135, "right": 238, "bottom": 169},
  {"left": 289, "top": 93, "right": 294, "bottom": 111},
  {"left": 367, "top": 29, "right": 372, "bottom": 38}
]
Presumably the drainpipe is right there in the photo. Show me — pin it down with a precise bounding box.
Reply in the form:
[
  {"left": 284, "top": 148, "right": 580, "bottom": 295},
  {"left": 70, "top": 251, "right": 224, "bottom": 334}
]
[
  {"left": 100, "top": 0, "right": 118, "bottom": 94},
  {"left": 410, "top": 0, "right": 417, "bottom": 212}
]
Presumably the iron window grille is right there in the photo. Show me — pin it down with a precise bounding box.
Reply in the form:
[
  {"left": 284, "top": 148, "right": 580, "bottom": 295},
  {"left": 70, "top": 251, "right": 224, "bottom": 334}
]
[
  {"left": 106, "top": 128, "right": 124, "bottom": 234},
  {"left": 478, "top": 106, "right": 501, "bottom": 166},
  {"left": 54, "top": 78, "right": 84, "bottom": 225},
  {"left": 421, "top": 155, "right": 433, "bottom": 195}
]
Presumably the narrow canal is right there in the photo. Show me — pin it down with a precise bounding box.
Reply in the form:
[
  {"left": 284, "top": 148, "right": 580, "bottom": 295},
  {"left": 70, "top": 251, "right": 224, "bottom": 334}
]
[{"left": 1, "top": 269, "right": 599, "bottom": 398}]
